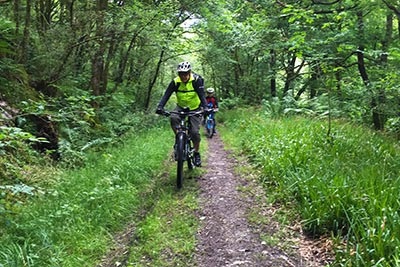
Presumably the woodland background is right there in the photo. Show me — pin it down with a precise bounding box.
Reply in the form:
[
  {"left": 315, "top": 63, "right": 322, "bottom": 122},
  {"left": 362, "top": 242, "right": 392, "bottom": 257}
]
[
  {"left": 1, "top": 0, "right": 399, "bottom": 168},
  {"left": 1, "top": 0, "right": 400, "bottom": 266}
]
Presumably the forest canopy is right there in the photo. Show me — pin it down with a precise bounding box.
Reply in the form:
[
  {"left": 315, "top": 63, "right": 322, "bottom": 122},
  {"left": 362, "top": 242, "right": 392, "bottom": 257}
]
[{"left": 0, "top": 0, "right": 399, "bottom": 164}]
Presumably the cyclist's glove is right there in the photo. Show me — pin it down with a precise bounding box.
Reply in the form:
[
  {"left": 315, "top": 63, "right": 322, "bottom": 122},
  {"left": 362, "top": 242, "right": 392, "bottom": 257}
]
[{"left": 156, "top": 107, "right": 164, "bottom": 115}]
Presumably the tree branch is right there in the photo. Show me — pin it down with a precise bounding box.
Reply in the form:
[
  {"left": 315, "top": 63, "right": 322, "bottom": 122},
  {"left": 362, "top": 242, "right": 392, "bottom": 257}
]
[
  {"left": 382, "top": 0, "right": 400, "bottom": 16},
  {"left": 312, "top": 0, "right": 342, "bottom": 5}
]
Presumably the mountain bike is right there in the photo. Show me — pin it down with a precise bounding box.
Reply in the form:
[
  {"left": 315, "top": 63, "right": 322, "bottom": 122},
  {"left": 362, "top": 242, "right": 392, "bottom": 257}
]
[
  {"left": 160, "top": 108, "right": 204, "bottom": 189},
  {"left": 205, "top": 103, "right": 217, "bottom": 138}
]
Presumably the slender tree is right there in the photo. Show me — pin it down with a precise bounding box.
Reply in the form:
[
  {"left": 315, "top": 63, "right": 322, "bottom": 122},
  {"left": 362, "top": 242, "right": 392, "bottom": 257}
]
[
  {"left": 20, "top": 0, "right": 31, "bottom": 65},
  {"left": 90, "top": 0, "right": 108, "bottom": 108}
]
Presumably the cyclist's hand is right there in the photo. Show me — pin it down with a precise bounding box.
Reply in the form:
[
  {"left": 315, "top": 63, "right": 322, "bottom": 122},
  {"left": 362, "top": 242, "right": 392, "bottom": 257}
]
[
  {"left": 156, "top": 107, "right": 164, "bottom": 115},
  {"left": 205, "top": 108, "right": 213, "bottom": 115}
]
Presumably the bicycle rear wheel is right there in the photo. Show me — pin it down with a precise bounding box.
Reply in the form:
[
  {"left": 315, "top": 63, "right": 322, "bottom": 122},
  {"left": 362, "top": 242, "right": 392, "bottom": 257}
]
[{"left": 176, "top": 132, "right": 185, "bottom": 189}]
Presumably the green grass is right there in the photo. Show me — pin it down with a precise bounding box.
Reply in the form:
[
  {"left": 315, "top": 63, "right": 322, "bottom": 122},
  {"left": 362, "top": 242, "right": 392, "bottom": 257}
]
[
  {"left": 219, "top": 107, "right": 400, "bottom": 267},
  {"left": 0, "top": 115, "right": 208, "bottom": 267},
  {"left": 127, "top": 179, "right": 200, "bottom": 267},
  {"left": 0, "top": 121, "right": 176, "bottom": 267},
  {"left": 126, "top": 139, "right": 207, "bottom": 266},
  {"left": 5, "top": 106, "right": 398, "bottom": 266}
]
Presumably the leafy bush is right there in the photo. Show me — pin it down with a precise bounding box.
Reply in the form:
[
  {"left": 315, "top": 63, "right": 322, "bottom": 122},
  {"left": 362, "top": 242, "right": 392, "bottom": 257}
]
[
  {"left": 0, "top": 126, "right": 47, "bottom": 181},
  {"left": 0, "top": 126, "right": 53, "bottom": 236},
  {"left": 218, "top": 93, "right": 243, "bottom": 110}
]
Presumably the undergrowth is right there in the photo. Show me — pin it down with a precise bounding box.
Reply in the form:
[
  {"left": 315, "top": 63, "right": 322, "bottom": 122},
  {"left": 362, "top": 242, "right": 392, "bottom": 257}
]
[
  {"left": 0, "top": 111, "right": 205, "bottom": 267},
  {"left": 0, "top": 115, "right": 174, "bottom": 267}
]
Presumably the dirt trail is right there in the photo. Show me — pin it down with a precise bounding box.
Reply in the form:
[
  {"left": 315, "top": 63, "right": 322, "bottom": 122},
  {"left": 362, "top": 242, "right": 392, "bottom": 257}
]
[
  {"left": 194, "top": 134, "right": 330, "bottom": 267},
  {"left": 97, "top": 133, "right": 332, "bottom": 267}
]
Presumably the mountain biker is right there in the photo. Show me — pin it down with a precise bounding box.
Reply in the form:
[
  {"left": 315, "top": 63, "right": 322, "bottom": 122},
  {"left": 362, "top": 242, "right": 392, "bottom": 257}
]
[
  {"left": 205, "top": 87, "right": 219, "bottom": 133},
  {"left": 155, "top": 61, "right": 208, "bottom": 167}
]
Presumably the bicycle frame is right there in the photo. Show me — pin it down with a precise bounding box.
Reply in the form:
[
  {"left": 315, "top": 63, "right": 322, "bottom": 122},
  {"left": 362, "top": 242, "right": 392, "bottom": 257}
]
[
  {"left": 205, "top": 111, "right": 215, "bottom": 138},
  {"left": 162, "top": 108, "right": 203, "bottom": 189}
]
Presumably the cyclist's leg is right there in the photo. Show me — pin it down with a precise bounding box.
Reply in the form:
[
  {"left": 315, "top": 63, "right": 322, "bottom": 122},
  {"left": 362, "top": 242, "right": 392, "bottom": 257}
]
[
  {"left": 189, "top": 113, "right": 202, "bottom": 166},
  {"left": 170, "top": 106, "right": 182, "bottom": 134},
  {"left": 170, "top": 106, "right": 182, "bottom": 160},
  {"left": 189, "top": 113, "right": 201, "bottom": 151}
]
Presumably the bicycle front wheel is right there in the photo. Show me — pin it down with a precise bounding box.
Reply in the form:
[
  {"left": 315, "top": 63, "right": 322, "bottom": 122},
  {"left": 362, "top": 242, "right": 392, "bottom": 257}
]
[
  {"left": 187, "top": 140, "right": 194, "bottom": 170},
  {"left": 176, "top": 132, "right": 185, "bottom": 189},
  {"left": 206, "top": 120, "right": 214, "bottom": 138}
]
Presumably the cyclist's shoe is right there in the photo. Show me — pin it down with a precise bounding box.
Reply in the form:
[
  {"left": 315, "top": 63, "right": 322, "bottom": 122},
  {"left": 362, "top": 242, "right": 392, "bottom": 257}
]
[{"left": 194, "top": 152, "right": 202, "bottom": 167}]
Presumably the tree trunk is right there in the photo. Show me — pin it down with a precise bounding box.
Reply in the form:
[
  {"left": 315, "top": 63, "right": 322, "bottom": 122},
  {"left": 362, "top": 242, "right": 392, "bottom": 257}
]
[
  {"left": 90, "top": 0, "right": 108, "bottom": 108},
  {"left": 356, "top": 10, "right": 386, "bottom": 131},
  {"left": 144, "top": 50, "right": 165, "bottom": 110},
  {"left": 233, "top": 48, "right": 242, "bottom": 97},
  {"left": 335, "top": 69, "right": 342, "bottom": 101},
  {"left": 356, "top": 48, "right": 369, "bottom": 86},
  {"left": 382, "top": 0, "right": 400, "bottom": 38},
  {"left": 20, "top": 0, "right": 31, "bottom": 65},
  {"left": 269, "top": 49, "right": 277, "bottom": 98},
  {"left": 35, "top": 0, "right": 53, "bottom": 34},
  {"left": 14, "top": 0, "right": 21, "bottom": 35},
  {"left": 283, "top": 53, "right": 296, "bottom": 97},
  {"left": 372, "top": 13, "right": 393, "bottom": 131},
  {"left": 356, "top": 11, "right": 369, "bottom": 86}
]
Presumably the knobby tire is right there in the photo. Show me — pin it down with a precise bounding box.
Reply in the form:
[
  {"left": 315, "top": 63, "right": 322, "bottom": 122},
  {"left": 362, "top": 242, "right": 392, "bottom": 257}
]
[
  {"left": 206, "top": 119, "right": 214, "bottom": 138},
  {"left": 187, "top": 140, "right": 194, "bottom": 170},
  {"left": 176, "top": 132, "right": 185, "bottom": 189}
]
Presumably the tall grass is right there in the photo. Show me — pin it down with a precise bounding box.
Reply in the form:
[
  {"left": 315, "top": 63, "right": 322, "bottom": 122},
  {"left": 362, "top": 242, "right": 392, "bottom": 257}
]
[
  {"left": 220, "top": 108, "right": 400, "bottom": 266},
  {"left": 0, "top": 120, "right": 174, "bottom": 267}
]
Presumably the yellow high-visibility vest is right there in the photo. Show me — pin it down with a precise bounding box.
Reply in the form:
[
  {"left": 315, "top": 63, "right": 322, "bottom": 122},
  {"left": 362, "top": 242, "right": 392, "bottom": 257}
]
[{"left": 174, "top": 74, "right": 201, "bottom": 110}]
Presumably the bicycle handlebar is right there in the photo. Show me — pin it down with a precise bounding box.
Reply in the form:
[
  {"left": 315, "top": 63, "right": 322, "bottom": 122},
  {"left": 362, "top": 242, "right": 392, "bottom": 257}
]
[{"left": 160, "top": 109, "right": 204, "bottom": 117}]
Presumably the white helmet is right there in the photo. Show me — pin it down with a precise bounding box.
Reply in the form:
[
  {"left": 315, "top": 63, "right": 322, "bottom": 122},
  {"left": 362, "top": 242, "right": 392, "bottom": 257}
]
[
  {"left": 206, "top": 88, "right": 215, "bottom": 94},
  {"left": 177, "top": 61, "right": 191, "bottom": 72}
]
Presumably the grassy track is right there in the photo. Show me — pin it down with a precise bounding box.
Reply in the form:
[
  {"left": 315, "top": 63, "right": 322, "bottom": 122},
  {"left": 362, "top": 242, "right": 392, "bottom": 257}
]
[
  {"left": 126, "top": 172, "right": 201, "bottom": 267},
  {"left": 0, "top": 122, "right": 186, "bottom": 266}
]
